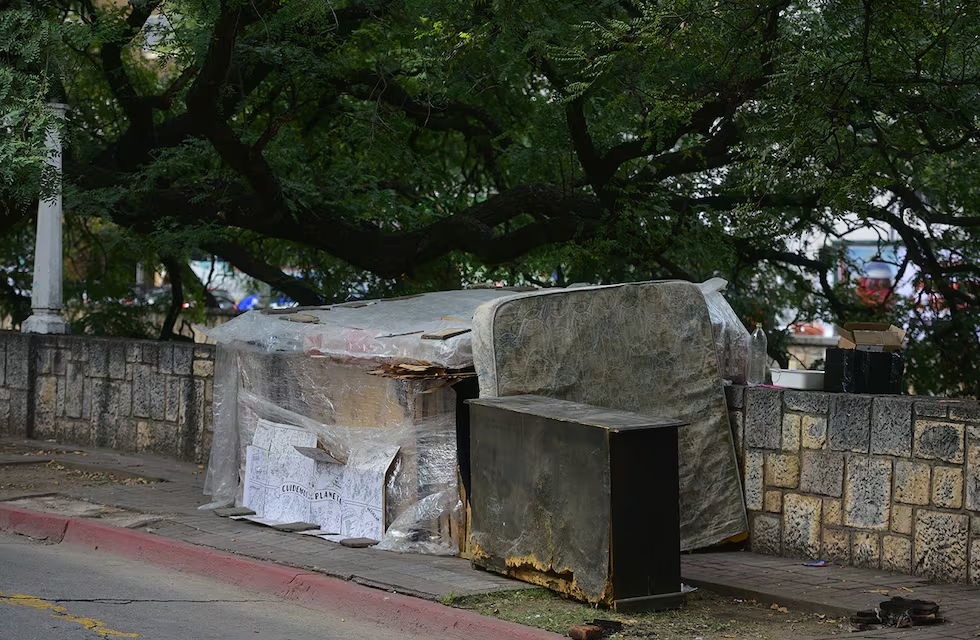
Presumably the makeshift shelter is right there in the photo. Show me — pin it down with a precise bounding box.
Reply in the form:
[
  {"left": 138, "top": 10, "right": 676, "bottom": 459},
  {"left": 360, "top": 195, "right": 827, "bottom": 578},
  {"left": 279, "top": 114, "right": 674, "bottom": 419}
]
[
  {"left": 202, "top": 282, "right": 748, "bottom": 555},
  {"left": 203, "top": 289, "right": 519, "bottom": 554}
]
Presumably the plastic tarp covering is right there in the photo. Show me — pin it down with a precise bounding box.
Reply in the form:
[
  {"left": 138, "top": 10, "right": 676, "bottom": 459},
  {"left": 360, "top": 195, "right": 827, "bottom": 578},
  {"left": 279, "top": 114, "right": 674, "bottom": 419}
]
[
  {"left": 202, "top": 289, "right": 518, "bottom": 554},
  {"left": 697, "top": 278, "right": 751, "bottom": 384},
  {"left": 471, "top": 281, "right": 747, "bottom": 551}
]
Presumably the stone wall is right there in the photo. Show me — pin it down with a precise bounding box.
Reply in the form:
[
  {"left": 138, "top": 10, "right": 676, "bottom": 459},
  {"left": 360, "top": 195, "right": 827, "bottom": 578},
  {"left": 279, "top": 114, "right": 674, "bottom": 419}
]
[
  {"left": 729, "top": 385, "right": 980, "bottom": 585},
  {"left": 0, "top": 331, "right": 214, "bottom": 463}
]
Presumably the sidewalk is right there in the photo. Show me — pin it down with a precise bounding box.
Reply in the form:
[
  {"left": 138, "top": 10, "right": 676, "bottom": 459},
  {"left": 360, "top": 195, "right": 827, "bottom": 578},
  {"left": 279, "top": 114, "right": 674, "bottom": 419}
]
[
  {"left": 0, "top": 437, "right": 520, "bottom": 601},
  {"left": 4, "top": 436, "right": 980, "bottom": 640},
  {"left": 683, "top": 553, "right": 980, "bottom": 639}
]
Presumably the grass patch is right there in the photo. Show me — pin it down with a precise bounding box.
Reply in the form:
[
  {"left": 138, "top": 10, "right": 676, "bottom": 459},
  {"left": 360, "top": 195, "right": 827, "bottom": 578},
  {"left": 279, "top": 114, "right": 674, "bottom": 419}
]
[{"left": 449, "top": 588, "right": 847, "bottom": 639}]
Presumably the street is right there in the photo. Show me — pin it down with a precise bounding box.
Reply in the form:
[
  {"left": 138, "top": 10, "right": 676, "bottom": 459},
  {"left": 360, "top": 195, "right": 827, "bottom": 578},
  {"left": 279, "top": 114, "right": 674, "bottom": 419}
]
[{"left": 0, "top": 531, "right": 414, "bottom": 640}]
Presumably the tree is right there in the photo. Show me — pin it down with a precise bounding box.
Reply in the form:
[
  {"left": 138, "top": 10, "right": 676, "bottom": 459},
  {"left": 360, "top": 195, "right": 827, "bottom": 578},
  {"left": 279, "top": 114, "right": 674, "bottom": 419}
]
[{"left": 2, "top": 0, "right": 980, "bottom": 396}]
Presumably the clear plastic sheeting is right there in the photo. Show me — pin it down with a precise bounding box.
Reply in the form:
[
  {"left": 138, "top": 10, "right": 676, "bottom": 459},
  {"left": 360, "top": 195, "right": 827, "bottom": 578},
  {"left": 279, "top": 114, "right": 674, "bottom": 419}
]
[
  {"left": 375, "top": 490, "right": 464, "bottom": 556},
  {"left": 204, "top": 289, "right": 518, "bottom": 368},
  {"left": 697, "top": 278, "right": 751, "bottom": 384},
  {"left": 201, "top": 345, "right": 241, "bottom": 510},
  {"left": 203, "top": 289, "right": 518, "bottom": 554},
  {"left": 471, "top": 280, "right": 747, "bottom": 551}
]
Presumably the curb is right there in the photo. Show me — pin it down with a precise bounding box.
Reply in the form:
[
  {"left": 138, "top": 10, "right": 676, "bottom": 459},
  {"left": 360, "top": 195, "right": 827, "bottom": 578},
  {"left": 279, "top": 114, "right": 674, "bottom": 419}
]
[{"left": 0, "top": 504, "right": 562, "bottom": 640}]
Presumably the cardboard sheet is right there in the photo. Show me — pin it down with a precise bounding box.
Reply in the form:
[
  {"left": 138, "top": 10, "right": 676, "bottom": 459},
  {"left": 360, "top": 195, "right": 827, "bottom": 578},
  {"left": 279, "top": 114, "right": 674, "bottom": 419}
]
[{"left": 242, "top": 419, "right": 399, "bottom": 540}]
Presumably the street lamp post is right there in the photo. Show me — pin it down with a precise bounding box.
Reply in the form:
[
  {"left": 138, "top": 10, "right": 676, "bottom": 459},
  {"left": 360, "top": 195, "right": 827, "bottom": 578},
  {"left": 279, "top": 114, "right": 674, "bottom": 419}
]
[{"left": 22, "top": 102, "right": 70, "bottom": 335}]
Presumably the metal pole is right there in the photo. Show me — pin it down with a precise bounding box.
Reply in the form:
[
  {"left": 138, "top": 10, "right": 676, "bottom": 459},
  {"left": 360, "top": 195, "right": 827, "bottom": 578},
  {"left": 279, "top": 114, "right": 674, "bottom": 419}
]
[{"left": 22, "top": 102, "right": 70, "bottom": 334}]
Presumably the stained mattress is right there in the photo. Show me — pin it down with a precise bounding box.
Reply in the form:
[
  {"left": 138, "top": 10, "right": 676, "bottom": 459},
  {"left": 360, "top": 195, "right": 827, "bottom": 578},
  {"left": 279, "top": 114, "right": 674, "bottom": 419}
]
[{"left": 471, "top": 281, "right": 747, "bottom": 550}]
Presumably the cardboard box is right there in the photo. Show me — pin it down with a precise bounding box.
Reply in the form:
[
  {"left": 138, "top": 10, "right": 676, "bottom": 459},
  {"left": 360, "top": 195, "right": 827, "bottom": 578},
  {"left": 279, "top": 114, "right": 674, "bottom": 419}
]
[{"left": 836, "top": 323, "right": 906, "bottom": 352}]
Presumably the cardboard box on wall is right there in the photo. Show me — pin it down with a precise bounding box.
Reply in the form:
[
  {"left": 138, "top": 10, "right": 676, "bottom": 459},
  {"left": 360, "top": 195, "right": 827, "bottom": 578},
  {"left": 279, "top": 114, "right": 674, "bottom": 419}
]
[{"left": 836, "top": 323, "right": 906, "bottom": 352}]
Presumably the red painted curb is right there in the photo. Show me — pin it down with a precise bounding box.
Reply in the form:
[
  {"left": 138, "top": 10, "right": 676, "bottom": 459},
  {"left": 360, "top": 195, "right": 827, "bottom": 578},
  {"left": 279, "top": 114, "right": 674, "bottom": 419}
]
[
  {"left": 0, "top": 504, "right": 69, "bottom": 542},
  {"left": 0, "top": 504, "right": 561, "bottom": 640}
]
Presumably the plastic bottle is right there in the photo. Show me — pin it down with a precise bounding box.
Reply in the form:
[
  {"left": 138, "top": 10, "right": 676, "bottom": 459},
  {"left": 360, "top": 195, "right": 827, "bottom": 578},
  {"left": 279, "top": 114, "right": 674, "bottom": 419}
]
[{"left": 747, "top": 323, "right": 768, "bottom": 386}]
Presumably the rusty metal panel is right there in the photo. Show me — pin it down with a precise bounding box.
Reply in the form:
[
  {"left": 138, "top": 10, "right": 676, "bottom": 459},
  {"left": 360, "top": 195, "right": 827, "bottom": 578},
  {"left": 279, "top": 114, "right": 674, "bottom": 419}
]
[{"left": 467, "top": 395, "right": 685, "bottom": 610}]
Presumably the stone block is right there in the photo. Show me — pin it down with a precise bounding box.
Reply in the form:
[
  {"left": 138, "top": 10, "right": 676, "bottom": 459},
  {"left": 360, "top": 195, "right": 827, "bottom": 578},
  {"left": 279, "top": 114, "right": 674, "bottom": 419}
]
[
  {"left": 782, "top": 413, "right": 801, "bottom": 451},
  {"left": 782, "top": 493, "right": 822, "bottom": 558},
  {"left": 81, "top": 378, "right": 92, "bottom": 421},
  {"left": 801, "top": 415, "right": 827, "bottom": 449},
  {"left": 185, "top": 379, "right": 207, "bottom": 459},
  {"left": 132, "top": 365, "right": 152, "bottom": 418},
  {"left": 0, "top": 334, "right": 5, "bottom": 387},
  {"left": 829, "top": 395, "right": 872, "bottom": 453},
  {"left": 109, "top": 381, "right": 132, "bottom": 418},
  {"left": 9, "top": 390, "right": 28, "bottom": 434},
  {"left": 915, "top": 400, "right": 947, "bottom": 418},
  {"left": 823, "top": 498, "right": 841, "bottom": 526},
  {"left": 136, "top": 420, "right": 152, "bottom": 450},
  {"left": 177, "top": 378, "right": 196, "bottom": 426},
  {"left": 730, "top": 410, "right": 744, "bottom": 456},
  {"left": 891, "top": 505, "right": 913, "bottom": 535},
  {"left": 765, "top": 490, "right": 782, "bottom": 513},
  {"left": 822, "top": 528, "right": 850, "bottom": 564},
  {"left": 972, "top": 539, "right": 980, "bottom": 586},
  {"left": 194, "top": 347, "right": 213, "bottom": 360},
  {"left": 110, "top": 419, "right": 136, "bottom": 452},
  {"left": 126, "top": 343, "right": 141, "bottom": 364},
  {"left": 852, "top": 532, "right": 880, "bottom": 569},
  {"left": 86, "top": 341, "right": 109, "bottom": 378},
  {"left": 968, "top": 443, "right": 980, "bottom": 512},
  {"left": 799, "top": 450, "right": 844, "bottom": 497},
  {"left": 51, "top": 349, "right": 66, "bottom": 376},
  {"left": 158, "top": 344, "right": 174, "bottom": 374},
  {"left": 193, "top": 358, "right": 214, "bottom": 378},
  {"left": 784, "top": 391, "right": 829, "bottom": 414},
  {"left": 56, "top": 377, "right": 66, "bottom": 417},
  {"left": 34, "top": 410, "right": 56, "bottom": 440},
  {"left": 932, "top": 466, "right": 963, "bottom": 509},
  {"left": 36, "top": 376, "right": 57, "bottom": 412},
  {"left": 173, "top": 346, "right": 193, "bottom": 376},
  {"left": 844, "top": 457, "right": 891, "bottom": 530},
  {"left": 165, "top": 377, "right": 181, "bottom": 423},
  {"left": 37, "top": 347, "right": 53, "bottom": 374},
  {"left": 745, "top": 387, "right": 783, "bottom": 449},
  {"left": 973, "top": 516, "right": 980, "bottom": 536},
  {"left": 65, "top": 362, "right": 84, "bottom": 419},
  {"left": 150, "top": 375, "right": 166, "bottom": 421},
  {"left": 766, "top": 453, "right": 800, "bottom": 489},
  {"left": 882, "top": 535, "right": 912, "bottom": 574},
  {"left": 914, "top": 420, "right": 965, "bottom": 463},
  {"left": 725, "top": 385, "right": 745, "bottom": 410},
  {"left": 151, "top": 421, "right": 180, "bottom": 457},
  {"left": 5, "top": 336, "right": 30, "bottom": 390},
  {"left": 948, "top": 400, "right": 980, "bottom": 422},
  {"left": 871, "top": 397, "right": 913, "bottom": 457},
  {"left": 108, "top": 344, "right": 127, "bottom": 380},
  {"left": 743, "top": 450, "right": 764, "bottom": 511},
  {"left": 914, "top": 510, "right": 968, "bottom": 582},
  {"left": 141, "top": 344, "right": 159, "bottom": 367},
  {"left": 750, "top": 513, "right": 781, "bottom": 555},
  {"left": 894, "top": 460, "right": 931, "bottom": 506}
]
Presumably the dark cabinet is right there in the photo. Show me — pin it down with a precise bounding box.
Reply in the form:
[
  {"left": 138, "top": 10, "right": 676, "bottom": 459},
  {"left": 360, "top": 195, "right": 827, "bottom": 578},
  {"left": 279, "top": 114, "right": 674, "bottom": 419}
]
[{"left": 467, "top": 395, "right": 686, "bottom": 611}]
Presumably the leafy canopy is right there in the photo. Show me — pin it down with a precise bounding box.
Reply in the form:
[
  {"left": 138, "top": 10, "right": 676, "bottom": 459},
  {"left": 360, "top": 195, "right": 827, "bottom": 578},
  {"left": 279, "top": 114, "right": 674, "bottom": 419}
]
[{"left": 2, "top": 0, "right": 980, "bottom": 395}]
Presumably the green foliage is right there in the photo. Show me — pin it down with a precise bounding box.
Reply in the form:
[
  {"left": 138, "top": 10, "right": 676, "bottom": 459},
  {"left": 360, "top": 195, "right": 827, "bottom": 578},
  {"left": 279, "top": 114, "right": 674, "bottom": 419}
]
[{"left": 2, "top": 0, "right": 980, "bottom": 395}]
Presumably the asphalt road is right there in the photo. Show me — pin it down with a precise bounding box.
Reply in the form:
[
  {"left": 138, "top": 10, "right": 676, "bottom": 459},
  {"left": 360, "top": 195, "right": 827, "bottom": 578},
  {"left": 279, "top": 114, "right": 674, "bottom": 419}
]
[{"left": 0, "top": 530, "right": 414, "bottom": 640}]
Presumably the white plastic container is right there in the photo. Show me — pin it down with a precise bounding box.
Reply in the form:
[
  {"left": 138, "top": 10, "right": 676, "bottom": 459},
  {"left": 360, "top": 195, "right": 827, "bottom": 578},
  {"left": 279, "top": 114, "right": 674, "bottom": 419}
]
[{"left": 770, "top": 368, "right": 825, "bottom": 390}]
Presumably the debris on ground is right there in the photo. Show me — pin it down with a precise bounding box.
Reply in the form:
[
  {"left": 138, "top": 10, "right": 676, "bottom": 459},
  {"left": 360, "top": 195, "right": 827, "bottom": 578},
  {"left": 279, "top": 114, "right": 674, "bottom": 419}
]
[{"left": 850, "top": 597, "right": 943, "bottom": 631}]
